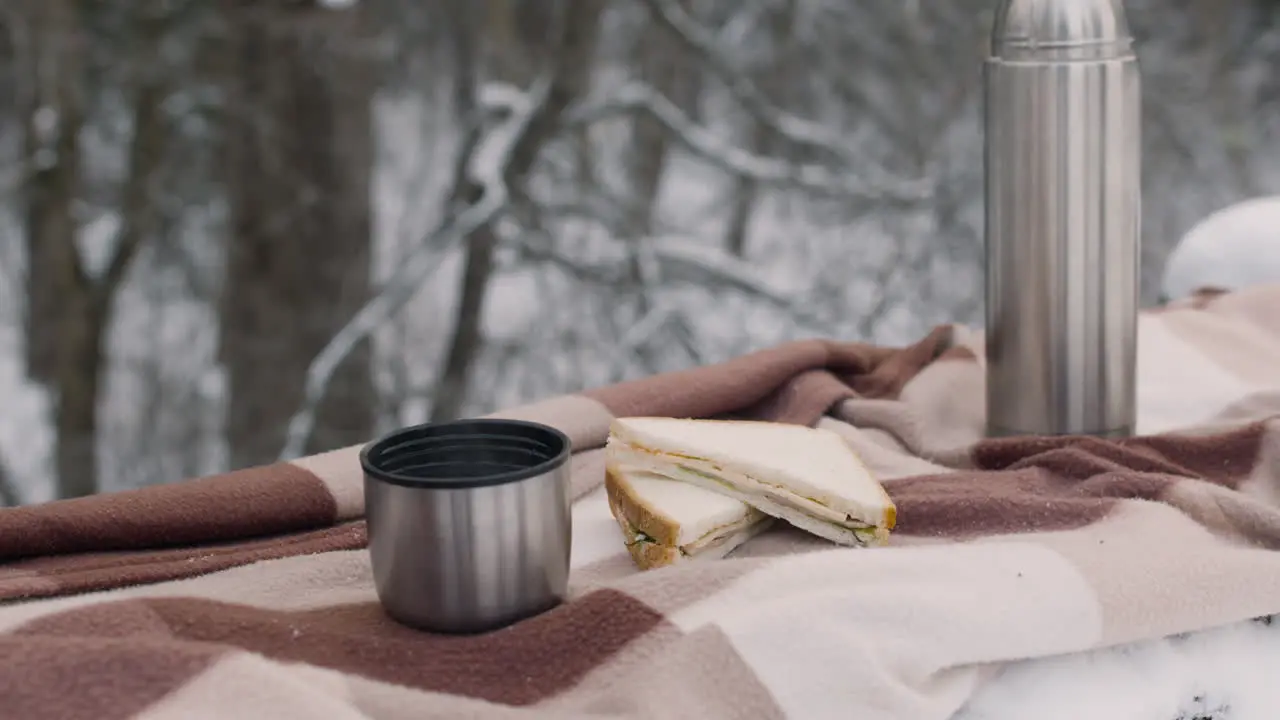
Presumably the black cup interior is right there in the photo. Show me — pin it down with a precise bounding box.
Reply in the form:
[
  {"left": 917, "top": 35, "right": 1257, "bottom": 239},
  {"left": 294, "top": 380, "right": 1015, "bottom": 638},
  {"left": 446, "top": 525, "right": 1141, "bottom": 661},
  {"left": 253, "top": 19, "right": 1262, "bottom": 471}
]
[{"left": 360, "top": 419, "right": 571, "bottom": 489}]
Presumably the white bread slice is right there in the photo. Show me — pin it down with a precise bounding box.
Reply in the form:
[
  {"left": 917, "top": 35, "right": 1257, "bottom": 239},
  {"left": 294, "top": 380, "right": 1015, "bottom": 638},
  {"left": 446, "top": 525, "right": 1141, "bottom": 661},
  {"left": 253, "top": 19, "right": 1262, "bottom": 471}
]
[
  {"left": 607, "top": 417, "right": 895, "bottom": 546},
  {"left": 604, "top": 463, "right": 773, "bottom": 570}
]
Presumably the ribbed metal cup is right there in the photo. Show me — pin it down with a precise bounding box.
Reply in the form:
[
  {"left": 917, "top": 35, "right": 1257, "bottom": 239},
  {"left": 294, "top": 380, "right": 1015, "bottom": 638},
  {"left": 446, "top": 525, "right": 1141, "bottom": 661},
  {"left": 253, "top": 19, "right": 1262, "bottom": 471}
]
[{"left": 361, "top": 419, "right": 572, "bottom": 634}]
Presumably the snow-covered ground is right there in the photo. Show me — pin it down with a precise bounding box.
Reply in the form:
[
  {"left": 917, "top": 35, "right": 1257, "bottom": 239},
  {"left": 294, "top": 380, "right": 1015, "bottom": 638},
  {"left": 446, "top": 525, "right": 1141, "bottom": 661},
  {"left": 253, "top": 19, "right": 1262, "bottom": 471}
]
[{"left": 959, "top": 618, "right": 1279, "bottom": 720}]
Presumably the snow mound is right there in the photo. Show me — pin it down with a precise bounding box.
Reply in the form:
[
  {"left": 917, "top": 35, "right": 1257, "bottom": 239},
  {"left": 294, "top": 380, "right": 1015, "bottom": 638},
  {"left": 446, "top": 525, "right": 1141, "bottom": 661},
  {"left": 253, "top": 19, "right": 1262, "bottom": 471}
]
[{"left": 1162, "top": 196, "right": 1280, "bottom": 301}]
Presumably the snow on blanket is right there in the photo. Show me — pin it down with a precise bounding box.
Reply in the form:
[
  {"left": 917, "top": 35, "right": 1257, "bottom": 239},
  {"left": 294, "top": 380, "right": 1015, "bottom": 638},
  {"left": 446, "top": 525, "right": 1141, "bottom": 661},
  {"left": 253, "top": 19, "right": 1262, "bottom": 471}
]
[{"left": 1, "top": 285, "right": 1280, "bottom": 720}]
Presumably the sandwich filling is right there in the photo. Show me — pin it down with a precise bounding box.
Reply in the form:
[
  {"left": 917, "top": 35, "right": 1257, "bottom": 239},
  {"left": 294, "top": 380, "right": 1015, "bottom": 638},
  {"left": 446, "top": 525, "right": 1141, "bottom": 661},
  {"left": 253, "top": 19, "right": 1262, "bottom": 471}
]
[{"left": 625, "top": 511, "right": 770, "bottom": 559}]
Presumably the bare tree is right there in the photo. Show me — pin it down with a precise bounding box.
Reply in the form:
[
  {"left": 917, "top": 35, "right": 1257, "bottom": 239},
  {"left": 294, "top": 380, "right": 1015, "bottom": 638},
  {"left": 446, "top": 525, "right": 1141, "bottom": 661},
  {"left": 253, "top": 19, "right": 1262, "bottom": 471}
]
[
  {"left": 721, "top": 0, "right": 801, "bottom": 258},
  {"left": 426, "top": 0, "right": 607, "bottom": 422},
  {"left": 218, "top": 3, "right": 377, "bottom": 468},
  {"left": 16, "top": 3, "right": 170, "bottom": 498},
  {"left": 278, "top": 70, "right": 553, "bottom": 458},
  {"left": 628, "top": 0, "right": 700, "bottom": 237}
]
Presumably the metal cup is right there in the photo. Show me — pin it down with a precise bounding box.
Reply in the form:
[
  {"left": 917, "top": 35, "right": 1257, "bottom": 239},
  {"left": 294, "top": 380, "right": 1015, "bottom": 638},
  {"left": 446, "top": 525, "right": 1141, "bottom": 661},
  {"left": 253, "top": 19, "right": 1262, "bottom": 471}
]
[{"left": 360, "top": 419, "right": 572, "bottom": 634}]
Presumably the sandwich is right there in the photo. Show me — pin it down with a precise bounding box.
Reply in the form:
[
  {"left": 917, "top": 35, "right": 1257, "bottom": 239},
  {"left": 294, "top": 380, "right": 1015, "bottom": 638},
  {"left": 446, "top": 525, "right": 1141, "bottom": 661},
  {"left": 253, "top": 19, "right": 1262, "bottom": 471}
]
[
  {"left": 605, "top": 463, "right": 774, "bottom": 570},
  {"left": 605, "top": 417, "right": 895, "bottom": 547}
]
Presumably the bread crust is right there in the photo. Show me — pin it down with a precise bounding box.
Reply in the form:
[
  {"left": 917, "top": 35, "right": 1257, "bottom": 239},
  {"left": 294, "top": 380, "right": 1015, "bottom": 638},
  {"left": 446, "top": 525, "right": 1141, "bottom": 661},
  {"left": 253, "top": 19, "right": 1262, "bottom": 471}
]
[
  {"left": 605, "top": 465, "right": 687, "bottom": 570},
  {"left": 626, "top": 538, "right": 682, "bottom": 570},
  {"left": 604, "top": 464, "right": 681, "bottom": 547}
]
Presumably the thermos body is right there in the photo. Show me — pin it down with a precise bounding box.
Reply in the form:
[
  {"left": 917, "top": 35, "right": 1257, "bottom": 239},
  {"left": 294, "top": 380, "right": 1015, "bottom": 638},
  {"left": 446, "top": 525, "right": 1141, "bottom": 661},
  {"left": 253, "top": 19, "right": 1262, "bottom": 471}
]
[{"left": 984, "top": 0, "right": 1142, "bottom": 438}]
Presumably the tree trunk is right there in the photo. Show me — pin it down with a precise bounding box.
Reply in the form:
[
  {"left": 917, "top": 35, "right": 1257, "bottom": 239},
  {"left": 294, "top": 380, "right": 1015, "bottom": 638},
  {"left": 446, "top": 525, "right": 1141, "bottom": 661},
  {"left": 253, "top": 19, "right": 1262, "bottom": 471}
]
[
  {"left": 629, "top": 0, "right": 700, "bottom": 236},
  {"left": 52, "top": 22, "right": 168, "bottom": 500},
  {"left": 722, "top": 0, "right": 797, "bottom": 257},
  {"left": 18, "top": 0, "right": 101, "bottom": 499},
  {"left": 21, "top": 0, "right": 83, "bottom": 387},
  {"left": 53, "top": 290, "right": 106, "bottom": 499},
  {"left": 219, "top": 6, "right": 376, "bottom": 468},
  {"left": 722, "top": 118, "right": 767, "bottom": 258},
  {"left": 428, "top": 206, "right": 499, "bottom": 423},
  {"left": 17, "top": 4, "right": 170, "bottom": 498},
  {"left": 0, "top": 451, "right": 20, "bottom": 507}
]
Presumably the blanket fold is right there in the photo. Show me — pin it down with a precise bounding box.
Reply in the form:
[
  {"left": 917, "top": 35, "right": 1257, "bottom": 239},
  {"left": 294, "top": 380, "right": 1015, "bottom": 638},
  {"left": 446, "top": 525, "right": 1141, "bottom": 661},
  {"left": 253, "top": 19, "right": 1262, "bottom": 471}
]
[{"left": 2, "top": 284, "right": 1280, "bottom": 720}]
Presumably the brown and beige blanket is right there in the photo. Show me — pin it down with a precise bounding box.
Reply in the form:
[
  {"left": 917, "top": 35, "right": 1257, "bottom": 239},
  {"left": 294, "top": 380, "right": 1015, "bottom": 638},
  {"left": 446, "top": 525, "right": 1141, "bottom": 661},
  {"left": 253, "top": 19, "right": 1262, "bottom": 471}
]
[{"left": 2, "top": 284, "right": 1280, "bottom": 719}]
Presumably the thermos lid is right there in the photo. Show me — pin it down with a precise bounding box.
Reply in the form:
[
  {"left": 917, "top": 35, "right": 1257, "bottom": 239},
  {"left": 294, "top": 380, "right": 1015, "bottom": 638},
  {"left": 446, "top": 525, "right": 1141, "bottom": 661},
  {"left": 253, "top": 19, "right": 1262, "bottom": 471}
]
[{"left": 990, "top": 0, "right": 1133, "bottom": 60}]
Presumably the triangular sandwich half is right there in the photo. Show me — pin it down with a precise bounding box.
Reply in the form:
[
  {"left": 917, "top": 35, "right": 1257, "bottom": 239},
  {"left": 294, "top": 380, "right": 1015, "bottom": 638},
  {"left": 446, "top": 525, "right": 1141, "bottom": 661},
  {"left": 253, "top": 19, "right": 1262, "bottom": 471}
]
[
  {"left": 605, "top": 463, "right": 774, "bottom": 570},
  {"left": 606, "top": 417, "right": 894, "bottom": 547}
]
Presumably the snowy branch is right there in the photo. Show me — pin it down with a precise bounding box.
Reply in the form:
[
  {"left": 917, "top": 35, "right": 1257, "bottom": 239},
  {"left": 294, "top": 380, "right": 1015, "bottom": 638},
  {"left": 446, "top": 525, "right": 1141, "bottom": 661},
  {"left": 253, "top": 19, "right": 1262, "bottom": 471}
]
[
  {"left": 607, "top": 295, "right": 680, "bottom": 376},
  {"left": 277, "top": 75, "right": 554, "bottom": 461},
  {"left": 648, "top": 239, "right": 829, "bottom": 328},
  {"left": 573, "top": 82, "right": 931, "bottom": 202},
  {"left": 513, "top": 230, "right": 830, "bottom": 330},
  {"left": 568, "top": 82, "right": 930, "bottom": 201},
  {"left": 478, "top": 81, "right": 532, "bottom": 116},
  {"left": 636, "top": 0, "right": 927, "bottom": 190}
]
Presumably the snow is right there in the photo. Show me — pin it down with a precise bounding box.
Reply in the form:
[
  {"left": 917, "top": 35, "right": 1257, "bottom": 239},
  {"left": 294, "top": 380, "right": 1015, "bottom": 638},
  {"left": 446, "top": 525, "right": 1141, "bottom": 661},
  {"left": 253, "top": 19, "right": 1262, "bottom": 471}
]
[
  {"left": 1162, "top": 196, "right": 1280, "bottom": 301},
  {"left": 957, "top": 618, "right": 1280, "bottom": 720},
  {"left": 482, "top": 267, "right": 544, "bottom": 342},
  {"left": 75, "top": 212, "right": 120, "bottom": 280}
]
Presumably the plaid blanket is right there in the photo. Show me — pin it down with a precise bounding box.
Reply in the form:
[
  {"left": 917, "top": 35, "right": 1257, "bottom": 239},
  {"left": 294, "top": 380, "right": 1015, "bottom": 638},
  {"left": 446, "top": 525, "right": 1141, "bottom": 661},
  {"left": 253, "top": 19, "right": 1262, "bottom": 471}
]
[{"left": 3, "top": 284, "right": 1280, "bottom": 719}]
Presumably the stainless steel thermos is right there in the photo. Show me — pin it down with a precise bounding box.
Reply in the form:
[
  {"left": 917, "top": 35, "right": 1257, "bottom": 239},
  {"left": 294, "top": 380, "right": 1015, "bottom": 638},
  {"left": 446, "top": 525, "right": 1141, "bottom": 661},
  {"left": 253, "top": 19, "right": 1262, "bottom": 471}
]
[{"left": 984, "top": 0, "right": 1142, "bottom": 438}]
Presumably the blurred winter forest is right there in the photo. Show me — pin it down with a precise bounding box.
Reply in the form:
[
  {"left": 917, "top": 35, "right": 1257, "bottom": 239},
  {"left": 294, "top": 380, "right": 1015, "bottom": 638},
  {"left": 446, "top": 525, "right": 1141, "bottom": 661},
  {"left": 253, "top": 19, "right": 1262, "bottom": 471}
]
[{"left": 0, "top": 0, "right": 1278, "bottom": 504}]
